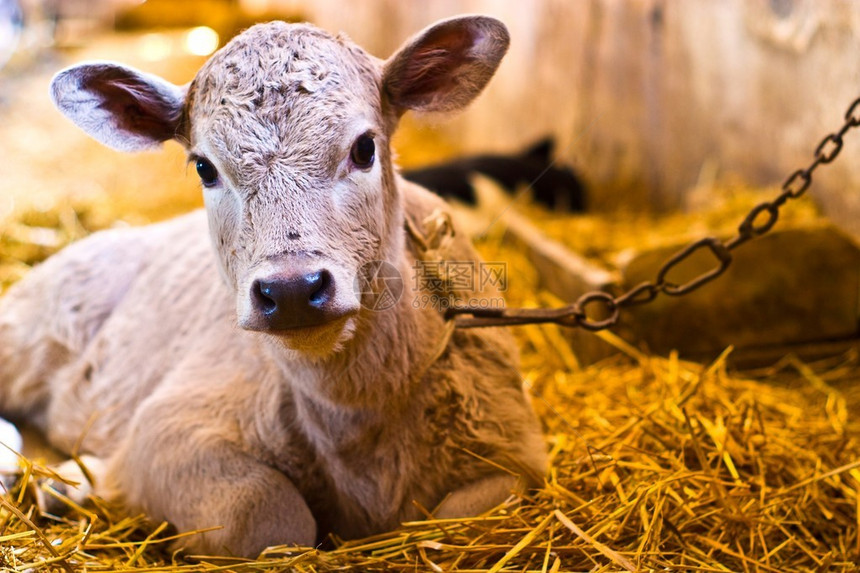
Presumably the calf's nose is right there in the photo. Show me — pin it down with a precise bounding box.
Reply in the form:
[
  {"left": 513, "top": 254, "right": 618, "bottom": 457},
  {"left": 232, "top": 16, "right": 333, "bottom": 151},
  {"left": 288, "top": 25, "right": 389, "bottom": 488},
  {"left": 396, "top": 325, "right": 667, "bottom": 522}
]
[{"left": 251, "top": 269, "right": 337, "bottom": 330}]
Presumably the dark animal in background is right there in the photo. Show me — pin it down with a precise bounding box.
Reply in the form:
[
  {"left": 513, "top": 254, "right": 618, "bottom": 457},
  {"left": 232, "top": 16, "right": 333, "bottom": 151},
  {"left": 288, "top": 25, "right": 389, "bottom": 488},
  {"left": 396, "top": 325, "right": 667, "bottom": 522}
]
[{"left": 402, "top": 138, "right": 587, "bottom": 211}]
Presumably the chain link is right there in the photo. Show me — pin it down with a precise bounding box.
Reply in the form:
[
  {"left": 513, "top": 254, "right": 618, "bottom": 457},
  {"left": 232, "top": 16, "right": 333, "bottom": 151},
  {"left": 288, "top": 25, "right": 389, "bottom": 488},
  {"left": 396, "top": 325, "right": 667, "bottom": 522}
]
[{"left": 448, "top": 95, "right": 860, "bottom": 330}]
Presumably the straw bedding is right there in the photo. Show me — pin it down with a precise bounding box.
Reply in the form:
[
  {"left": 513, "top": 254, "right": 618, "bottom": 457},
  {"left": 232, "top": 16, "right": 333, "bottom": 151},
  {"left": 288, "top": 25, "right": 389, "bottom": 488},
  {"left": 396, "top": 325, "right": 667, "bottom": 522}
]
[{"left": 0, "top": 200, "right": 858, "bottom": 572}]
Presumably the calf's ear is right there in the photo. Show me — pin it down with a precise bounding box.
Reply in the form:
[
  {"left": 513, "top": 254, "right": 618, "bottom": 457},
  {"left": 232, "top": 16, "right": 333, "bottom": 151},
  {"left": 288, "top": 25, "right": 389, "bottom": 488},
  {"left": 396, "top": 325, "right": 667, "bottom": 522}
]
[
  {"left": 383, "top": 15, "right": 509, "bottom": 115},
  {"left": 51, "top": 62, "right": 187, "bottom": 152}
]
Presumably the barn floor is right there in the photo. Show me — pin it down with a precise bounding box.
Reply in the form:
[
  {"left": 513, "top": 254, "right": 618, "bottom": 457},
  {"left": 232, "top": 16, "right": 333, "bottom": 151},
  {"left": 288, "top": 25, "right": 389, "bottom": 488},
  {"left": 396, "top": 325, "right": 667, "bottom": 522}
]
[
  {"left": 1, "top": 32, "right": 859, "bottom": 573},
  {"left": 0, "top": 312, "right": 858, "bottom": 571}
]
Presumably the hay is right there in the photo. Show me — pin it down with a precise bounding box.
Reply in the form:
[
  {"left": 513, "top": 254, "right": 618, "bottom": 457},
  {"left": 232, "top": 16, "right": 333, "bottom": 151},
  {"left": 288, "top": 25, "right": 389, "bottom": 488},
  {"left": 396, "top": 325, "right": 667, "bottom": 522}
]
[
  {"left": 524, "top": 179, "right": 824, "bottom": 267},
  {"left": 0, "top": 194, "right": 858, "bottom": 571},
  {"left": 2, "top": 334, "right": 858, "bottom": 571}
]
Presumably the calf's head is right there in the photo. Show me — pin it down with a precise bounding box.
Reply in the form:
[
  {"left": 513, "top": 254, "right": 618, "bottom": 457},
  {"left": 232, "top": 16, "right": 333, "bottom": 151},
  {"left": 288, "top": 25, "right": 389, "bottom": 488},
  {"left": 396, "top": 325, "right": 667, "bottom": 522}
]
[{"left": 51, "top": 16, "right": 509, "bottom": 354}]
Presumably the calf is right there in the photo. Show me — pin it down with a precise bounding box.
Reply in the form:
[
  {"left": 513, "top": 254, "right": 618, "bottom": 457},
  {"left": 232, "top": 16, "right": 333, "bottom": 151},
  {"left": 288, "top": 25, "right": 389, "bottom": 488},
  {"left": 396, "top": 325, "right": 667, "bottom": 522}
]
[{"left": 0, "top": 16, "right": 546, "bottom": 556}]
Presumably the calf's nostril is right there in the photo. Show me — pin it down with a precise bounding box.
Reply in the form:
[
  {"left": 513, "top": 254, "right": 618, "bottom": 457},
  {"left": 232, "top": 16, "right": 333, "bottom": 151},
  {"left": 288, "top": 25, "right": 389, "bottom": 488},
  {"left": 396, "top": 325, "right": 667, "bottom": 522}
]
[
  {"left": 253, "top": 280, "right": 278, "bottom": 315},
  {"left": 308, "top": 270, "right": 333, "bottom": 306}
]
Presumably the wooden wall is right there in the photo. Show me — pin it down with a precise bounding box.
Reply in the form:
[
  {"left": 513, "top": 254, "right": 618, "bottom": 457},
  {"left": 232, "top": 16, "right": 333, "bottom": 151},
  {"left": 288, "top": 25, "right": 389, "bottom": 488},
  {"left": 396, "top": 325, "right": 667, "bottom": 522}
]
[{"left": 287, "top": 0, "right": 860, "bottom": 238}]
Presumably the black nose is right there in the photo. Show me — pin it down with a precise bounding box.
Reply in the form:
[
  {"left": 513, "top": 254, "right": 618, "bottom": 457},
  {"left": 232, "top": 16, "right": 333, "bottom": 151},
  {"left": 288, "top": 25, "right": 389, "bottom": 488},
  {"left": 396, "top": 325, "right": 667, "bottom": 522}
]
[{"left": 251, "top": 270, "right": 337, "bottom": 330}]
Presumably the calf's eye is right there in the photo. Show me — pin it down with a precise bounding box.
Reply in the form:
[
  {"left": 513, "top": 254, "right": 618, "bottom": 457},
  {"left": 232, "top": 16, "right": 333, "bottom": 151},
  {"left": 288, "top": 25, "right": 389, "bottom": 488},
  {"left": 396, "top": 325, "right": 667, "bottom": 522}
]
[
  {"left": 350, "top": 133, "right": 375, "bottom": 169},
  {"left": 195, "top": 157, "right": 219, "bottom": 187}
]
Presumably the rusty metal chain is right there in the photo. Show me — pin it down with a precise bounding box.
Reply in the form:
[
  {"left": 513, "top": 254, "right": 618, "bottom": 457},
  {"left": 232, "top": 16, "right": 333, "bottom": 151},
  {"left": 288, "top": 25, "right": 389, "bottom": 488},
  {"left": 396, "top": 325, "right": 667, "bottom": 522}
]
[{"left": 447, "top": 95, "right": 860, "bottom": 330}]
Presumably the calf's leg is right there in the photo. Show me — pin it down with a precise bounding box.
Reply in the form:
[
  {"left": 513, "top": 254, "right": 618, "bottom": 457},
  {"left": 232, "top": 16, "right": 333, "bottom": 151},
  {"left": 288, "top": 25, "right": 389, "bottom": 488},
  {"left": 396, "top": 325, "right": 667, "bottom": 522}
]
[
  {"left": 105, "top": 392, "right": 316, "bottom": 557},
  {"left": 434, "top": 474, "right": 518, "bottom": 519}
]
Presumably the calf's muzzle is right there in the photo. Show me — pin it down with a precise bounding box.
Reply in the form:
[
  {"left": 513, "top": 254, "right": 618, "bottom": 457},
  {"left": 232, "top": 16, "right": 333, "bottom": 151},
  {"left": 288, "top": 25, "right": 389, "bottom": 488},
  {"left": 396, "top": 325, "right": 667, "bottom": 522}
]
[{"left": 250, "top": 268, "right": 339, "bottom": 331}]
